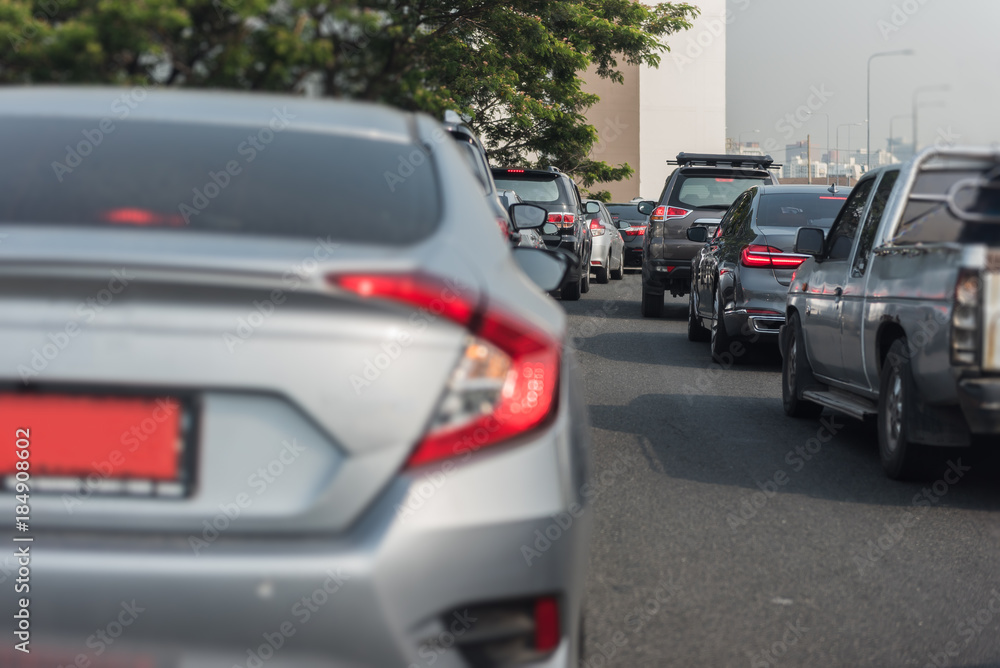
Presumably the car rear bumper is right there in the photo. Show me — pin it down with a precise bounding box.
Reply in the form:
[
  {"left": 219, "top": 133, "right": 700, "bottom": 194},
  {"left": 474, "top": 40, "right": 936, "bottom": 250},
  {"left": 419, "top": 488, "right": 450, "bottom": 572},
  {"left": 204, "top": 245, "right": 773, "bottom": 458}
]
[
  {"left": 956, "top": 376, "right": 1000, "bottom": 434},
  {"left": 623, "top": 247, "right": 643, "bottom": 265},
  {"left": 13, "top": 398, "right": 592, "bottom": 668},
  {"left": 724, "top": 309, "right": 785, "bottom": 339},
  {"left": 642, "top": 259, "right": 690, "bottom": 292}
]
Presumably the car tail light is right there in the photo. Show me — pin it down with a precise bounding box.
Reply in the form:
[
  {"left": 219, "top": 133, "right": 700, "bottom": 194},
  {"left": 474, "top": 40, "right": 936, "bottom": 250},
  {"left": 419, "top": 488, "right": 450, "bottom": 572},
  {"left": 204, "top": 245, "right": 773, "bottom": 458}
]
[
  {"left": 330, "top": 273, "right": 560, "bottom": 468},
  {"left": 534, "top": 597, "right": 560, "bottom": 652},
  {"left": 589, "top": 219, "right": 605, "bottom": 236},
  {"left": 548, "top": 213, "right": 575, "bottom": 230},
  {"left": 623, "top": 227, "right": 646, "bottom": 237},
  {"left": 740, "top": 245, "right": 807, "bottom": 268},
  {"left": 952, "top": 269, "right": 981, "bottom": 366},
  {"left": 650, "top": 206, "right": 691, "bottom": 222}
]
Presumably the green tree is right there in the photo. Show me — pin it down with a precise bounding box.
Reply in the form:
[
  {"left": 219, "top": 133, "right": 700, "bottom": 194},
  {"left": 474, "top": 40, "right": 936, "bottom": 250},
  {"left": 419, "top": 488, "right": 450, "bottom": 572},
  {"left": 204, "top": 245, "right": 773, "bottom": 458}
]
[{"left": 0, "top": 0, "right": 697, "bottom": 188}]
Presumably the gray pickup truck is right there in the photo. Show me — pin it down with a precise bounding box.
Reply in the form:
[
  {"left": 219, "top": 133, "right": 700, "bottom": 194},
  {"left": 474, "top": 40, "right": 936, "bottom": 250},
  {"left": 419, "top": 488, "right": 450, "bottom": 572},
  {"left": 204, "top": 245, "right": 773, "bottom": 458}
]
[{"left": 780, "top": 147, "right": 1000, "bottom": 479}]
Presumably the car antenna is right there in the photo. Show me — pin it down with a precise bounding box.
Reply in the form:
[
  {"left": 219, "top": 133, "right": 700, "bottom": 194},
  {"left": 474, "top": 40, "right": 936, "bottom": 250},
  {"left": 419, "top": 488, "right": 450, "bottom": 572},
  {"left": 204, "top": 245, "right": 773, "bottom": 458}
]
[{"left": 828, "top": 183, "right": 839, "bottom": 194}]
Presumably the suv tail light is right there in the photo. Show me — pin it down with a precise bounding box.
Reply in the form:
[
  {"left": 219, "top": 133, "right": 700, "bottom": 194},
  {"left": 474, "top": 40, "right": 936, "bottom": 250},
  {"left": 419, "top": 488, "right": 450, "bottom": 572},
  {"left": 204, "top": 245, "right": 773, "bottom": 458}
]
[
  {"left": 548, "top": 213, "right": 575, "bottom": 229},
  {"left": 740, "top": 245, "right": 807, "bottom": 268},
  {"left": 623, "top": 226, "right": 646, "bottom": 237},
  {"left": 589, "top": 219, "right": 605, "bottom": 236},
  {"left": 330, "top": 273, "right": 560, "bottom": 468},
  {"left": 650, "top": 206, "right": 691, "bottom": 222},
  {"left": 952, "top": 269, "right": 981, "bottom": 366}
]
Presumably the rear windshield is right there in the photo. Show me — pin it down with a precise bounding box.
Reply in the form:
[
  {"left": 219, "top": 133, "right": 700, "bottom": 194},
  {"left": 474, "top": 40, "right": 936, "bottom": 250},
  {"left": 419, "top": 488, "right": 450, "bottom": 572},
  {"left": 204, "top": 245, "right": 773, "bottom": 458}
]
[
  {"left": 670, "top": 173, "right": 771, "bottom": 209},
  {"left": 0, "top": 117, "right": 441, "bottom": 244},
  {"left": 606, "top": 204, "right": 647, "bottom": 220},
  {"left": 492, "top": 174, "right": 565, "bottom": 204},
  {"left": 757, "top": 192, "right": 850, "bottom": 229}
]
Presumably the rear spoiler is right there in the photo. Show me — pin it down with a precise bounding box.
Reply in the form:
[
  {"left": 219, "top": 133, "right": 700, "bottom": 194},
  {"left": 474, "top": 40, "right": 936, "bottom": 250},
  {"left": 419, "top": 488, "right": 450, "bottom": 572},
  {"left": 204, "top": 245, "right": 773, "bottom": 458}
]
[{"left": 669, "top": 152, "right": 780, "bottom": 170}]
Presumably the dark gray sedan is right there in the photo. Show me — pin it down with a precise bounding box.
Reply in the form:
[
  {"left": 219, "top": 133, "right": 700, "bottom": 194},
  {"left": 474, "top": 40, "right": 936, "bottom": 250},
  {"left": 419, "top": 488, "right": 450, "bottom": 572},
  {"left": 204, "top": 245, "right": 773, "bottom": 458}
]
[{"left": 687, "top": 184, "right": 851, "bottom": 361}]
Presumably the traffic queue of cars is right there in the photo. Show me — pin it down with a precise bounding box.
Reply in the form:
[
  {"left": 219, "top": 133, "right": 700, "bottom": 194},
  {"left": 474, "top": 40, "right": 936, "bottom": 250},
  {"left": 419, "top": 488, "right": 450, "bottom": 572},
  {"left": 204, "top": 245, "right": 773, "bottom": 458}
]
[{"left": 639, "top": 150, "right": 999, "bottom": 483}]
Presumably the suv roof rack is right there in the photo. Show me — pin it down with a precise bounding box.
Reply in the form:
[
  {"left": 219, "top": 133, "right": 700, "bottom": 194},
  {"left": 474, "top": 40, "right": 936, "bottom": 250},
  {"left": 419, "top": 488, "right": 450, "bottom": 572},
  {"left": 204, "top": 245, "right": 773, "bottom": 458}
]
[{"left": 669, "top": 152, "right": 779, "bottom": 170}]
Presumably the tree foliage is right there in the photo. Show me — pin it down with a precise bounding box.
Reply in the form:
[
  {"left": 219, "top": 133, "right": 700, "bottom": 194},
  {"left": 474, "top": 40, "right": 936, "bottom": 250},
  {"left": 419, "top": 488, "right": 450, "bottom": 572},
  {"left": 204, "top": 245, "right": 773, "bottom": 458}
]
[{"left": 0, "top": 0, "right": 697, "bottom": 187}]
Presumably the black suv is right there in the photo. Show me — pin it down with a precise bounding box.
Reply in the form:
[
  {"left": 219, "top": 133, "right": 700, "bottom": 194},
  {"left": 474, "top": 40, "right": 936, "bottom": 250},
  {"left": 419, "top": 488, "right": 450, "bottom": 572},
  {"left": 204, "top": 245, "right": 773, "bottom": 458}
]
[
  {"left": 641, "top": 153, "right": 779, "bottom": 317},
  {"left": 492, "top": 166, "right": 596, "bottom": 300}
]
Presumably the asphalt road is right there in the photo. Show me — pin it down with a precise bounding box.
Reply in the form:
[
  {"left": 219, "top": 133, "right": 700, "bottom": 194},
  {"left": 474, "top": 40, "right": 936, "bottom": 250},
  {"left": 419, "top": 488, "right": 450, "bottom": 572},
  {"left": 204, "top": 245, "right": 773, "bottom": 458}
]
[{"left": 569, "top": 270, "right": 1000, "bottom": 668}]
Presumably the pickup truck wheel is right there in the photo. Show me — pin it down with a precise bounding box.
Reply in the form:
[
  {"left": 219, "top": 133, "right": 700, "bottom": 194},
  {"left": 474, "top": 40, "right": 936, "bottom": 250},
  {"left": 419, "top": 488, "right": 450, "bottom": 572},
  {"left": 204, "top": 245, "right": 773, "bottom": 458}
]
[
  {"left": 878, "top": 339, "right": 925, "bottom": 480},
  {"left": 782, "top": 312, "right": 824, "bottom": 418},
  {"left": 710, "top": 289, "right": 734, "bottom": 363},
  {"left": 688, "top": 289, "right": 710, "bottom": 342},
  {"left": 561, "top": 276, "right": 582, "bottom": 301}
]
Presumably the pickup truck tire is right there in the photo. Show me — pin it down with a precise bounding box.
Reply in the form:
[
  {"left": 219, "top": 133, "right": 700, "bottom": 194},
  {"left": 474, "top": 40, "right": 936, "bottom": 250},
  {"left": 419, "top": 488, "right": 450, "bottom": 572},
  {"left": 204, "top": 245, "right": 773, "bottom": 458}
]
[
  {"left": 878, "top": 339, "right": 926, "bottom": 480},
  {"left": 688, "top": 290, "right": 710, "bottom": 342},
  {"left": 641, "top": 289, "right": 663, "bottom": 317},
  {"left": 782, "top": 312, "right": 824, "bottom": 418},
  {"left": 710, "top": 288, "right": 734, "bottom": 363},
  {"left": 561, "top": 276, "right": 582, "bottom": 301}
]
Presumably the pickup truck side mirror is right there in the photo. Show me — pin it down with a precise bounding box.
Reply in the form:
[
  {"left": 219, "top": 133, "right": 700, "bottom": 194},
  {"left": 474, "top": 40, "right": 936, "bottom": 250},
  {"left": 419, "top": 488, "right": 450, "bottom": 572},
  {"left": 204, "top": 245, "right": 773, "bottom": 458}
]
[
  {"left": 686, "top": 227, "right": 709, "bottom": 243},
  {"left": 794, "top": 227, "right": 825, "bottom": 256},
  {"left": 637, "top": 200, "right": 656, "bottom": 216}
]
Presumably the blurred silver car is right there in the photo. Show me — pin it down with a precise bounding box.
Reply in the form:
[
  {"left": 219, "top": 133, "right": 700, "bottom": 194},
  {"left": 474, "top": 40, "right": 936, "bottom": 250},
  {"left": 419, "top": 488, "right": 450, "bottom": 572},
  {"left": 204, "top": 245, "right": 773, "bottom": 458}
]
[
  {"left": 583, "top": 200, "right": 625, "bottom": 284},
  {"left": 0, "top": 88, "right": 591, "bottom": 668}
]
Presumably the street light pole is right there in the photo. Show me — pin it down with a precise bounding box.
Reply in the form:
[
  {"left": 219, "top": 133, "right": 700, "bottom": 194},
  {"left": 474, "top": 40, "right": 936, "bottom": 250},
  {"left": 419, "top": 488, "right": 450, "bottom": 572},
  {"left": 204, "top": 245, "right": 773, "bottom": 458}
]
[
  {"left": 912, "top": 84, "right": 950, "bottom": 153},
  {"left": 867, "top": 49, "right": 913, "bottom": 172},
  {"left": 837, "top": 122, "right": 862, "bottom": 186},
  {"left": 810, "top": 111, "right": 831, "bottom": 184}
]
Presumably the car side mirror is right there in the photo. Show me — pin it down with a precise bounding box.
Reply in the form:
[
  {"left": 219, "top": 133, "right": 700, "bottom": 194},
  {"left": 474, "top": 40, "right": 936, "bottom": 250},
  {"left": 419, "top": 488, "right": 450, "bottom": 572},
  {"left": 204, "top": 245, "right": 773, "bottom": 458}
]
[
  {"left": 794, "top": 227, "right": 825, "bottom": 256},
  {"left": 584, "top": 201, "right": 601, "bottom": 214},
  {"left": 511, "top": 248, "right": 570, "bottom": 292},
  {"left": 686, "top": 227, "right": 709, "bottom": 243},
  {"left": 541, "top": 222, "right": 559, "bottom": 235},
  {"left": 509, "top": 203, "right": 547, "bottom": 230},
  {"left": 637, "top": 200, "right": 656, "bottom": 216}
]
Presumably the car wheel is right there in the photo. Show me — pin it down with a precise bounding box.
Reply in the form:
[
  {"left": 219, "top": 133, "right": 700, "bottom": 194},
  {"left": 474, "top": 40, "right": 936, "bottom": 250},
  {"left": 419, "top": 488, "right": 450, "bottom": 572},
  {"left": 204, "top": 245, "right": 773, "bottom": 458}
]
[
  {"left": 781, "top": 311, "right": 823, "bottom": 418},
  {"left": 581, "top": 260, "right": 591, "bottom": 293},
  {"left": 710, "top": 288, "right": 734, "bottom": 363},
  {"left": 595, "top": 252, "right": 610, "bottom": 284},
  {"left": 640, "top": 289, "right": 663, "bottom": 317},
  {"left": 610, "top": 250, "right": 624, "bottom": 280},
  {"left": 561, "top": 275, "right": 582, "bottom": 301},
  {"left": 878, "top": 338, "right": 926, "bottom": 480},
  {"left": 687, "top": 289, "right": 710, "bottom": 342}
]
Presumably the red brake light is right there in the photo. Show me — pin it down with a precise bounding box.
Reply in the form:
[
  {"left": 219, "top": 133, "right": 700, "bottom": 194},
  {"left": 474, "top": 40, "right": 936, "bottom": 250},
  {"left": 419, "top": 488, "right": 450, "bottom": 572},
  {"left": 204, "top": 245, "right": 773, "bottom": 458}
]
[
  {"left": 715, "top": 178, "right": 734, "bottom": 183},
  {"left": 819, "top": 196, "right": 847, "bottom": 200},
  {"left": 506, "top": 169, "right": 525, "bottom": 173},
  {"left": 102, "top": 208, "right": 184, "bottom": 226},
  {"left": 547, "top": 213, "right": 563, "bottom": 224},
  {"left": 740, "top": 245, "right": 807, "bottom": 268},
  {"left": 330, "top": 273, "right": 560, "bottom": 469},
  {"left": 534, "top": 597, "right": 560, "bottom": 652},
  {"left": 650, "top": 206, "right": 691, "bottom": 222},
  {"left": 589, "top": 219, "right": 605, "bottom": 236}
]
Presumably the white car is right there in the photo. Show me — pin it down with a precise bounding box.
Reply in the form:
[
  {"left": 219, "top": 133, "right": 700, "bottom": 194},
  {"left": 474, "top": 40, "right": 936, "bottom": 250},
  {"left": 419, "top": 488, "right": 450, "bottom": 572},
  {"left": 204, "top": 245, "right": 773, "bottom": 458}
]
[{"left": 584, "top": 199, "right": 625, "bottom": 283}]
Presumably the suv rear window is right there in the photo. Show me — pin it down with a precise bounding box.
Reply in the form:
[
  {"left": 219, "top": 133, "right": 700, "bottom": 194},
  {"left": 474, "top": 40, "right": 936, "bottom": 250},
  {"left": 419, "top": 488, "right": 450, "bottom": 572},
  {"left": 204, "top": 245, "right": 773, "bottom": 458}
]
[
  {"left": 606, "top": 204, "right": 647, "bottom": 221},
  {"left": 669, "top": 172, "right": 771, "bottom": 209},
  {"left": 0, "top": 117, "right": 441, "bottom": 245},
  {"left": 492, "top": 173, "right": 565, "bottom": 204},
  {"left": 757, "top": 192, "right": 850, "bottom": 229}
]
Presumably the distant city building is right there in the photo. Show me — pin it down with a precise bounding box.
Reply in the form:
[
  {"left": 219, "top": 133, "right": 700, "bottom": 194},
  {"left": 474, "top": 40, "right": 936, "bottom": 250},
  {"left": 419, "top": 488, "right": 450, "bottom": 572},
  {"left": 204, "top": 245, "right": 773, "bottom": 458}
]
[{"left": 781, "top": 156, "right": 827, "bottom": 180}]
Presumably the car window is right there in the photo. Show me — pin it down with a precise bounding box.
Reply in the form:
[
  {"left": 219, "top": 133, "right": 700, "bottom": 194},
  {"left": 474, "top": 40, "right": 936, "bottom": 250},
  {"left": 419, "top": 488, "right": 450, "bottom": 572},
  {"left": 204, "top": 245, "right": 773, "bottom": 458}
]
[
  {"left": 825, "top": 177, "right": 876, "bottom": 260},
  {"left": 492, "top": 176, "right": 561, "bottom": 203},
  {"left": 852, "top": 170, "right": 900, "bottom": 276},
  {"left": 670, "top": 173, "right": 771, "bottom": 209},
  {"left": 720, "top": 191, "right": 752, "bottom": 237},
  {"left": 756, "top": 192, "right": 851, "bottom": 229},
  {"left": 454, "top": 138, "right": 491, "bottom": 195},
  {"left": 0, "top": 116, "right": 441, "bottom": 245},
  {"left": 893, "top": 168, "right": 1000, "bottom": 245},
  {"left": 606, "top": 204, "right": 645, "bottom": 220}
]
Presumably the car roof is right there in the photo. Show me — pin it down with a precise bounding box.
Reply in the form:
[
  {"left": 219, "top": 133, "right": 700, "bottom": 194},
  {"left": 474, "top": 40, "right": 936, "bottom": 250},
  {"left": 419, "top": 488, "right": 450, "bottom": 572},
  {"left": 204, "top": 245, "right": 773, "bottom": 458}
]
[{"left": 0, "top": 86, "right": 416, "bottom": 143}]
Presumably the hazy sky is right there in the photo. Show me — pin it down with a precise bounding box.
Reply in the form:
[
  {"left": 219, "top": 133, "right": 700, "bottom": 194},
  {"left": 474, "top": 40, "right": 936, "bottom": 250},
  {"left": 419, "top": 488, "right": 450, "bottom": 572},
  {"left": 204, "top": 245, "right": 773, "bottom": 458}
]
[{"left": 725, "top": 0, "right": 1000, "bottom": 159}]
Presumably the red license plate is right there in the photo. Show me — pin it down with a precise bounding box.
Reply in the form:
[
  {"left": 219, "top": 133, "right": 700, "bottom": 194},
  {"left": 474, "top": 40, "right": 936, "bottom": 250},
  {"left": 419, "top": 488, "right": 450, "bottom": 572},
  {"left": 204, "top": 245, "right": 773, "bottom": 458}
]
[{"left": 0, "top": 393, "right": 183, "bottom": 481}]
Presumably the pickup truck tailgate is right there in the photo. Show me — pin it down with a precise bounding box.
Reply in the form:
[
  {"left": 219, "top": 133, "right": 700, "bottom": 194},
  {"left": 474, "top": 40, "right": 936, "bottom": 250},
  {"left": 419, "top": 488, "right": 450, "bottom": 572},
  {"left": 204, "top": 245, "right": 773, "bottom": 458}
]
[{"left": 986, "top": 252, "right": 1000, "bottom": 371}]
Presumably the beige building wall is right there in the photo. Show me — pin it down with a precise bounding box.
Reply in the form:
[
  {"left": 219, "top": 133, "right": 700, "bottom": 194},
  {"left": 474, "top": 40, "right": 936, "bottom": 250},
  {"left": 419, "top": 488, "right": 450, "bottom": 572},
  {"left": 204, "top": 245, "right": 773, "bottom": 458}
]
[
  {"left": 581, "top": 62, "right": 641, "bottom": 202},
  {"left": 583, "top": 0, "right": 727, "bottom": 201}
]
